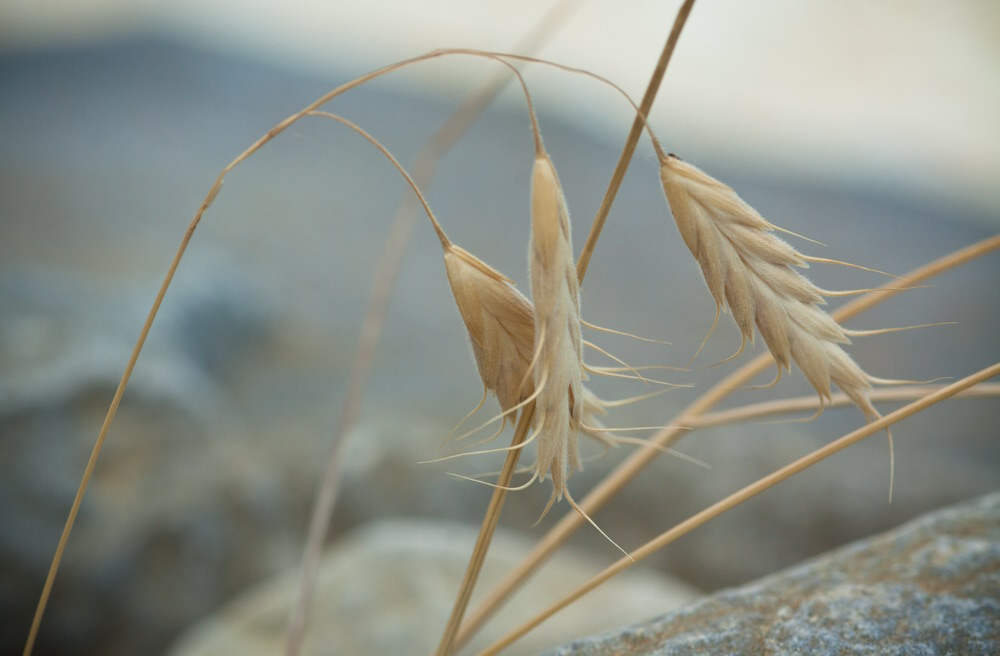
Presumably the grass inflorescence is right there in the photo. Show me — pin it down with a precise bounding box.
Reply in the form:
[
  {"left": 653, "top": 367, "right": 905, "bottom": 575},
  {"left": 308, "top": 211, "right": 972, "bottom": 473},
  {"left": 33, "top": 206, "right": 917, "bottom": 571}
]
[{"left": 22, "top": 2, "right": 1000, "bottom": 655}]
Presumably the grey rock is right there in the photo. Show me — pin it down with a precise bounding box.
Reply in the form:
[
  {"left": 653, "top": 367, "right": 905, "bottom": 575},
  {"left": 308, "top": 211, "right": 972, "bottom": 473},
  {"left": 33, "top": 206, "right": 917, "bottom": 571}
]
[
  {"left": 0, "top": 261, "right": 281, "bottom": 656},
  {"left": 0, "top": 257, "right": 272, "bottom": 421},
  {"left": 604, "top": 418, "right": 1000, "bottom": 592},
  {"left": 547, "top": 492, "right": 1000, "bottom": 655},
  {"left": 168, "top": 519, "right": 701, "bottom": 656}
]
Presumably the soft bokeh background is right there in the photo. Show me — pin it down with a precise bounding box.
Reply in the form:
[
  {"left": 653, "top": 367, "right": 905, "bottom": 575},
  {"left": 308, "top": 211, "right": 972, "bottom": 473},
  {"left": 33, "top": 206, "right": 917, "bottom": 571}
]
[{"left": 1, "top": 1, "right": 998, "bottom": 654}]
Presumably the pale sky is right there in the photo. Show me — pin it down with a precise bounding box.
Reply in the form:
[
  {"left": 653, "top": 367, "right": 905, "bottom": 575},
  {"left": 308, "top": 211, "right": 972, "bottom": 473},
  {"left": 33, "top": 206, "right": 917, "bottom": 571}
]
[{"left": 3, "top": 0, "right": 998, "bottom": 219}]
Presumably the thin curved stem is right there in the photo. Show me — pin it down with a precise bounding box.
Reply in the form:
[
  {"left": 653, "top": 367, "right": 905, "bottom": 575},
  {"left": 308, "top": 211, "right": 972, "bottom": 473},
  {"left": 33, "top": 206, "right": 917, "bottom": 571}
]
[
  {"left": 450, "top": 49, "right": 666, "bottom": 157},
  {"left": 307, "top": 111, "right": 447, "bottom": 240},
  {"left": 435, "top": 405, "right": 536, "bottom": 656},
  {"left": 690, "top": 383, "right": 1000, "bottom": 429}
]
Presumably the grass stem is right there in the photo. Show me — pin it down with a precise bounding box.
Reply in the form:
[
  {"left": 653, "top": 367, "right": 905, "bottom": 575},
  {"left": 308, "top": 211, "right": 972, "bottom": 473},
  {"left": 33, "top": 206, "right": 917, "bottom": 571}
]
[
  {"left": 435, "top": 405, "right": 535, "bottom": 656},
  {"left": 575, "top": 0, "right": 696, "bottom": 284},
  {"left": 482, "top": 361, "right": 1000, "bottom": 653},
  {"left": 283, "top": 159, "right": 417, "bottom": 656},
  {"left": 690, "top": 383, "right": 1000, "bottom": 429},
  {"left": 453, "top": 233, "right": 1000, "bottom": 649}
]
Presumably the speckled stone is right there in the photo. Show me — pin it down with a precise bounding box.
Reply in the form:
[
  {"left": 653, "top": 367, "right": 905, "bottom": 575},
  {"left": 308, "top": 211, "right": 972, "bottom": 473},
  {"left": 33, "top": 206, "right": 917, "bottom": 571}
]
[
  {"left": 547, "top": 492, "right": 1000, "bottom": 656},
  {"left": 167, "top": 519, "right": 700, "bottom": 656}
]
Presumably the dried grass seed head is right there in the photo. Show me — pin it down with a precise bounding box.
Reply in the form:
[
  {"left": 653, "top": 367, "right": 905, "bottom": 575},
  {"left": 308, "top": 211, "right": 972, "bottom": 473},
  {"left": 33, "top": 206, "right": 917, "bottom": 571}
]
[
  {"left": 529, "top": 153, "right": 585, "bottom": 504},
  {"left": 659, "top": 154, "right": 878, "bottom": 419},
  {"left": 444, "top": 244, "right": 536, "bottom": 414}
]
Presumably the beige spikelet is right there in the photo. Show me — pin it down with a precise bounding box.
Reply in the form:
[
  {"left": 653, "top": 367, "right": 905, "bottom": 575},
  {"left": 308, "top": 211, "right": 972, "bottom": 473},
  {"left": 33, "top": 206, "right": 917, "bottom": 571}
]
[
  {"left": 528, "top": 153, "right": 585, "bottom": 510},
  {"left": 659, "top": 153, "right": 878, "bottom": 420},
  {"left": 443, "top": 244, "right": 536, "bottom": 414}
]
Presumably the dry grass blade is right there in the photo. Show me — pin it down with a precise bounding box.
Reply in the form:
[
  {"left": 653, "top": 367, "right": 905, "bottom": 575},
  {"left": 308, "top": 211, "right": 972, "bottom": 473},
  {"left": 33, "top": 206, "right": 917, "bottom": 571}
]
[
  {"left": 481, "top": 361, "right": 1000, "bottom": 654},
  {"left": 452, "top": 233, "right": 1000, "bottom": 650}
]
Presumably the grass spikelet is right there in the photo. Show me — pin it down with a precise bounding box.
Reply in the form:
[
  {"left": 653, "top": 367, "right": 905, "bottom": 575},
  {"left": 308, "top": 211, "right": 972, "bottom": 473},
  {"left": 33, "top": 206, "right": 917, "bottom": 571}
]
[
  {"left": 658, "top": 153, "right": 885, "bottom": 422},
  {"left": 443, "top": 244, "right": 536, "bottom": 414},
  {"left": 529, "top": 150, "right": 585, "bottom": 515}
]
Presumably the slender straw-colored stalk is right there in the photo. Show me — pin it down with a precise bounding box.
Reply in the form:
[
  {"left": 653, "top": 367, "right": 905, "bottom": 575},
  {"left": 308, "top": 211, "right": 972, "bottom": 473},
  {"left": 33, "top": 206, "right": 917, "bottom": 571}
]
[
  {"left": 451, "top": 13, "right": 695, "bottom": 650},
  {"left": 690, "top": 383, "right": 1000, "bottom": 429},
  {"left": 284, "top": 5, "right": 579, "bottom": 652},
  {"left": 453, "top": 233, "right": 1000, "bottom": 649},
  {"left": 435, "top": 27, "right": 686, "bottom": 648},
  {"left": 21, "top": 47, "right": 553, "bottom": 656},
  {"left": 436, "top": 405, "right": 536, "bottom": 656},
  {"left": 278, "top": 103, "right": 474, "bottom": 652},
  {"left": 284, "top": 207, "right": 411, "bottom": 656},
  {"left": 432, "top": 34, "right": 561, "bottom": 656},
  {"left": 575, "top": 0, "right": 696, "bottom": 284},
  {"left": 483, "top": 361, "right": 1000, "bottom": 654}
]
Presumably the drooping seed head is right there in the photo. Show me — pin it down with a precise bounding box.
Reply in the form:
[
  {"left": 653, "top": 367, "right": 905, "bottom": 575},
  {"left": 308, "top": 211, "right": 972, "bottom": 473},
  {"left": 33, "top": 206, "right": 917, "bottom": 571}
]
[
  {"left": 660, "top": 154, "right": 877, "bottom": 419},
  {"left": 443, "top": 243, "right": 536, "bottom": 413},
  {"left": 529, "top": 153, "right": 585, "bottom": 506}
]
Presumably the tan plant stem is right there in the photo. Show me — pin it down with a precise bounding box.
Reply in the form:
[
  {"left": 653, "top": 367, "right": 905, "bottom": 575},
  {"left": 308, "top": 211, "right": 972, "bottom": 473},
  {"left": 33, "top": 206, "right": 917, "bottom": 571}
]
[
  {"left": 283, "top": 170, "right": 416, "bottom": 656},
  {"left": 21, "top": 195, "right": 213, "bottom": 656},
  {"left": 284, "top": 4, "right": 581, "bottom": 649},
  {"left": 21, "top": 46, "right": 552, "bottom": 656},
  {"left": 690, "top": 383, "right": 1000, "bottom": 429},
  {"left": 575, "top": 0, "right": 696, "bottom": 284},
  {"left": 482, "top": 361, "right": 1000, "bottom": 654},
  {"left": 436, "top": 405, "right": 536, "bottom": 656},
  {"left": 453, "top": 233, "right": 1000, "bottom": 649}
]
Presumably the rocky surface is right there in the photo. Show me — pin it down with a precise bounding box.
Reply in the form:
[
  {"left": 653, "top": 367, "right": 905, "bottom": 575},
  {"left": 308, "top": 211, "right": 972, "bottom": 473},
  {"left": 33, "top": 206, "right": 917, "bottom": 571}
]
[
  {"left": 168, "top": 519, "right": 700, "bottom": 656},
  {"left": 0, "top": 262, "right": 286, "bottom": 656},
  {"left": 603, "top": 415, "right": 1000, "bottom": 592},
  {"left": 547, "top": 492, "right": 1000, "bottom": 655}
]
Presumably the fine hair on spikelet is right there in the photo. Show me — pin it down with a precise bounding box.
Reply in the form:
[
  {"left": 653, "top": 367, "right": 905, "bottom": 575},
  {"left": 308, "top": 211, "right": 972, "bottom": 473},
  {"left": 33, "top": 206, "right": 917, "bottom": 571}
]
[
  {"left": 305, "top": 108, "right": 542, "bottom": 431},
  {"left": 658, "top": 152, "right": 915, "bottom": 498},
  {"left": 528, "top": 148, "right": 585, "bottom": 516},
  {"left": 658, "top": 154, "right": 879, "bottom": 416},
  {"left": 443, "top": 244, "right": 537, "bottom": 415}
]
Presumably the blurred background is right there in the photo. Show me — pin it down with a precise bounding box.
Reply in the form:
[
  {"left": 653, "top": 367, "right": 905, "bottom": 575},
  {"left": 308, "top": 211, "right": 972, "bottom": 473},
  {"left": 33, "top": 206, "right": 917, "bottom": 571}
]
[{"left": 1, "top": 1, "right": 998, "bottom": 654}]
